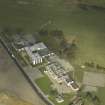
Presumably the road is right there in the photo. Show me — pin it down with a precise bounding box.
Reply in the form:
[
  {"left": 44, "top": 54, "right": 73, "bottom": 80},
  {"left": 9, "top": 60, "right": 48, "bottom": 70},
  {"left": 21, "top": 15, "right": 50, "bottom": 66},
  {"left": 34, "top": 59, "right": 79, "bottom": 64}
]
[
  {"left": 0, "top": 42, "right": 46, "bottom": 105},
  {"left": 0, "top": 35, "right": 54, "bottom": 105}
]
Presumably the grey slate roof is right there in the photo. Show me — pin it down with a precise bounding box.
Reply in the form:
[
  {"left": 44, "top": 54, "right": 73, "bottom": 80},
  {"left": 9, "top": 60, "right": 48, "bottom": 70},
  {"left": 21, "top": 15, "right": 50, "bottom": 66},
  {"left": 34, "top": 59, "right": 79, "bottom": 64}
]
[{"left": 38, "top": 48, "right": 50, "bottom": 57}]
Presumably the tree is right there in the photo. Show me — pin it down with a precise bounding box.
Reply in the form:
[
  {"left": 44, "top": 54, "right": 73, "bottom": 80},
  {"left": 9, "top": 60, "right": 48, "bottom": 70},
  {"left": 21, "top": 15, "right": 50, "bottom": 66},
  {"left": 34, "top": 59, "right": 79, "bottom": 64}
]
[
  {"left": 39, "top": 29, "right": 48, "bottom": 36},
  {"left": 1, "top": 27, "right": 14, "bottom": 42},
  {"left": 15, "top": 28, "right": 24, "bottom": 35},
  {"left": 50, "top": 29, "right": 63, "bottom": 35},
  {"left": 86, "top": 92, "right": 92, "bottom": 97},
  {"left": 92, "top": 96, "right": 100, "bottom": 105},
  {"left": 2, "top": 27, "right": 12, "bottom": 35},
  {"left": 50, "top": 89, "right": 58, "bottom": 96}
]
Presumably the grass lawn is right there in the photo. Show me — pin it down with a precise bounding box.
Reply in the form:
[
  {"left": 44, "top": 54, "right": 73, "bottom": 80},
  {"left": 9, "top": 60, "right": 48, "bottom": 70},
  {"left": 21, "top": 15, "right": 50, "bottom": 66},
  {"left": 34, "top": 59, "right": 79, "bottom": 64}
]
[
  {"left": 1, "top": 0, "right": 105, "bottom": 67},
  {"left": 49, "top": 93, "right": 75, "bottom": 105},
  {"left": 81, "top": 0, "right": 105, "bottom": 7},
  {"left": 97, "top": 87, "right": 105, "bottom": 105},
  {"left": 35, "top": 75, "right": 52, "bottom": 95},
  {"left": 74, "top": 69, "right": 84, "bottom": 83},
  {"left": 35, "top": 75, "right": 75, "bottom": 105}
]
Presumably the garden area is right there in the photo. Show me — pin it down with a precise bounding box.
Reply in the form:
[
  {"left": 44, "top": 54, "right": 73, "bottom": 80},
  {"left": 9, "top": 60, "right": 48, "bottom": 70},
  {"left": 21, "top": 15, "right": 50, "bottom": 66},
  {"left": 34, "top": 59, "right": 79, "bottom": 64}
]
[{"left": 35, "top": 75, "right": 75, "bottom": 105}]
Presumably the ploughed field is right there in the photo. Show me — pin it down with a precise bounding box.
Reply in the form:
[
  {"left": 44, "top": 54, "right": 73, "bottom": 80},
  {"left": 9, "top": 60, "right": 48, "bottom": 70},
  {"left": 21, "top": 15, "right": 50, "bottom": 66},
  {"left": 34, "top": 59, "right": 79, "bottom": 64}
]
[{"left": 0, "top": 42, "right": 46, "bottom": 105}]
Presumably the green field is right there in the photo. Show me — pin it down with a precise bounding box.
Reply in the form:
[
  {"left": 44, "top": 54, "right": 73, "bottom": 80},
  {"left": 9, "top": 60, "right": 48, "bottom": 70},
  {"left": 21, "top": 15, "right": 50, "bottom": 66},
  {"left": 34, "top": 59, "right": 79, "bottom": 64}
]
[
  {"left": 35, "top": 75, "right": 52, "bottom": 95},
  {"left": 1, "top": 0, "right": 105, "bottom": 66},
  {"left": 35, "top": 75, "right": 74, "bottom": 105},
  {"left": 97, "top": 87, "right": 105, "bottom": 105},
  {"left": 1, "top": 0, "right": 105, "bottom": 105},
  {"left": 81, "top": 0, "right": 105, "bottom": 7}
]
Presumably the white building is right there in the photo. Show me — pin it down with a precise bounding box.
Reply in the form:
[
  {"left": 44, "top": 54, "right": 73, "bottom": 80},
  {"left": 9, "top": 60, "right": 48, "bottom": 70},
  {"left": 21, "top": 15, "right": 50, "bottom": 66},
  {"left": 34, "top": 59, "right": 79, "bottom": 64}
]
[
  {"left": 25, "top": 46, "right": 42, "bottom": 65},
  {"left": 24, "top": 42, "right": 54, "bottom": 65},
  {"left": 45, "top": 62, "right": 79, "bottom": 91}
]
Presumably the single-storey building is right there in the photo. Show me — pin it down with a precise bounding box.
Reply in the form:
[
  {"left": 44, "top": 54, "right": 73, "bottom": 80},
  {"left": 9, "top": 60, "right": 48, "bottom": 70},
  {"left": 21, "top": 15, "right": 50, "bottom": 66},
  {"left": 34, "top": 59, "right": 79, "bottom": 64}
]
[{"left": 45, "top": 62, "right": 79, "bottom": 91}]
